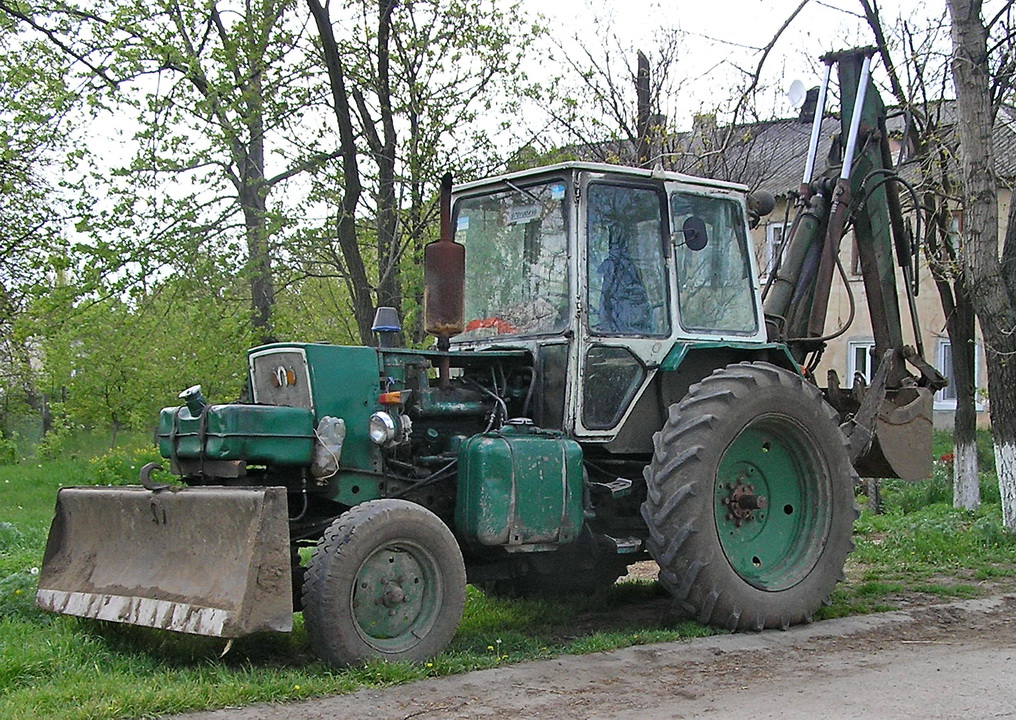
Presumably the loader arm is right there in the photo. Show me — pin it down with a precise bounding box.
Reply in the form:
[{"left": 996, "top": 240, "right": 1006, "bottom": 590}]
[{"left": 763, "top": 48, "right": 945, "bottom": 480}]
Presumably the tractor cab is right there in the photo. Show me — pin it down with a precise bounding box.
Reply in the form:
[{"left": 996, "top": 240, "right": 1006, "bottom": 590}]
[{"left": 448, "top": 162, "right": 773, "bottom": 445}]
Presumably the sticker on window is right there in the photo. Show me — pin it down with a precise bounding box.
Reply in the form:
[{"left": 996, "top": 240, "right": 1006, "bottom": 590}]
[
  {"left": 551, "top": 184, "right": 566, "bottom": 200},
  {"left": 457, "top": 215, "right": 469, "bottom": 231},
  {"left": 507, "top": 205, "right": 541, "bottom": 224}
]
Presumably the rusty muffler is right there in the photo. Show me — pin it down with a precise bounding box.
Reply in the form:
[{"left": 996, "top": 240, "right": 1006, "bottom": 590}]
[{"left": 36, "top": 486, "right": 293, "bottom": 637}]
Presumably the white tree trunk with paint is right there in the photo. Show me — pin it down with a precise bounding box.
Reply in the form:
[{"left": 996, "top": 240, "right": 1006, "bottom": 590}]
[
  {"left": 954, "top": 440, "right": 980, "bottom": 511},
  {"left": 998, "top": 442, "right": 1016, "bottom": 529},
  {"left": 946, "top": 0, "right": 1016, "bottom": 532}
]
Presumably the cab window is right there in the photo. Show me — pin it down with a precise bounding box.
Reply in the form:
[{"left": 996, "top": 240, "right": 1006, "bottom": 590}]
[{"left": 586, "top": 184, "right": 669, "bottom": 336}]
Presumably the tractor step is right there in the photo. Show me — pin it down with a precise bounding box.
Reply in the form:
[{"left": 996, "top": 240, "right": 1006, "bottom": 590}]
[
  {"left": 605, "top": 535, "right": 642, "bottom": 554},
  {"left": 589, "top": 478, "right": 632, "bottom": 499}
]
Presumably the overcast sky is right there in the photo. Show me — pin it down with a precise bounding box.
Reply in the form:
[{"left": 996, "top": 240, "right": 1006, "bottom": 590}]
[{"left": 530, "top": 0, "right": 954, "bottom": 129}]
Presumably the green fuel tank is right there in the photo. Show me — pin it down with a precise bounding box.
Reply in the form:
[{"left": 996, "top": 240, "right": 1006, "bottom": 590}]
[{"left": 455, "top": 420, "right": 584, "bottom": 550}]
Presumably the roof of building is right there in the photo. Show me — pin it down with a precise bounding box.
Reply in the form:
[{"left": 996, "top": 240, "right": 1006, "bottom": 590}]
[{"left": 571, "top": 100, "right": 1016, "bottom": 197}]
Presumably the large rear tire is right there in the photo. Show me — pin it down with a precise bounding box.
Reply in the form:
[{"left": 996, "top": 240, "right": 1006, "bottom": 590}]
[
  {"left": 302, "top": 499, "right": 466, "bottom": 666},
  {"left": 641, "top": 362, "right": 856, "bottom": 630}
]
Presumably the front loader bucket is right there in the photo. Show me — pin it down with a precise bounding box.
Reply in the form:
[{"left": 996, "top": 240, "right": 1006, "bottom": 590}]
[
  {"left": 854, "top": 388, "right": 934, "bottom": 481},
  {"left": 36, "top": 486, "right": 293, "bottom": 638}
]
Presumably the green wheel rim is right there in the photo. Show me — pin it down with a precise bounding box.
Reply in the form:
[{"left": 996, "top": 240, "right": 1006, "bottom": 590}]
[
  {"left": 350, "top": 540, "right": 442, "bottom": 652},
  {"left": 715, "top": 414, "right": 832, "bottom": 591}
]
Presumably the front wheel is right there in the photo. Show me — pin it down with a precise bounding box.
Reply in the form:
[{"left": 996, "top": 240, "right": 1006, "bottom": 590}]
[
  {"left": 302, "top": 499, "right": 466, "bottom": 666},
  {"left": 641, "top": 362, "right": 857, "bottom": 630}
]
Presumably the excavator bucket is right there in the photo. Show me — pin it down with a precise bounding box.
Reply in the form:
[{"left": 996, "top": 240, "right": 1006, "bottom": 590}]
[
  {"left": 36, "top": 486, "right": 293, "bottom": 637},
  {"left": 854, "top": 388, "right": 934, "bottom": 482}
]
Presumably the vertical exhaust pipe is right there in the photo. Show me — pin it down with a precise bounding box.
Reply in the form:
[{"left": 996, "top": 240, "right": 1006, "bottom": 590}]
[{"left": 423, "top": 173, "right": 464, "bottom": 387}]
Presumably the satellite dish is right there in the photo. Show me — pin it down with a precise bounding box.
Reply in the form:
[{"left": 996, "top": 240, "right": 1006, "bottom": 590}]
[{"left": 788, "top": 79, "right": 807, "bottom": 109}]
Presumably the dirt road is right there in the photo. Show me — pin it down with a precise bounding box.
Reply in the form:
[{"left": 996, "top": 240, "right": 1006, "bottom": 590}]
[{"left": 170, "top": 595, "right": 1016, "bottom": 720}]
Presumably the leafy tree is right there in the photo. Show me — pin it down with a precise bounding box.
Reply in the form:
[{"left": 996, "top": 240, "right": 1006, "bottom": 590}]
[
  {"left": 305, "top": 0, "right": 540, "bottom": 344},
  {"left": 26, "top": 273, "right": 252, "bottom": 438},
  {"left": 2, "top": 0, "right": 335, "bottom": 345},
  {"left": 2, "top": 0, "right": 544, "bottom": 437},
  {"left": 0, "top": 12, "right": 73, "bottom": 418}
]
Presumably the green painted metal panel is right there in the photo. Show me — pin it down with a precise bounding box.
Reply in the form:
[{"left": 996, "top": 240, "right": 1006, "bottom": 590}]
[
  {"left": 247, "top": 343, "right": 384, "bottom": 474},
  {"left": 659, "top": 341, "right": 800, "bottom": 373},
  {"left": 456, "top": 424, "right": 584, "bottom": 548},
  {"left": 158, "top": 404, "right": 315, "bottom": 465},
  {"left": 301, "top": 344, "right": 384, "bottom": 474},
  {"left": 330, "top": 470, "right": 385, "bottom": 506}
]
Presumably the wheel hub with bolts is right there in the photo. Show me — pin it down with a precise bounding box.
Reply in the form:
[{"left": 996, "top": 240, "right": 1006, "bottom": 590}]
[
  {"left": 721, "top": 480, "right": 769, "bottom": 527},
  {"left": 352, "top": 546, "right": 430, "bottom": 640},
  {"left": 714, "top": 417, "right": 829, "bottom": 590}
]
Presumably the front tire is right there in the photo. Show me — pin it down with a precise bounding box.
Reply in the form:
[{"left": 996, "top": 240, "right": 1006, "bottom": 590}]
[
  {"left": 302, "top": 499, "right": 466, "bottom": 666},
  {"left": 641, "top": 362, "right": 856, "bottom": 630}
]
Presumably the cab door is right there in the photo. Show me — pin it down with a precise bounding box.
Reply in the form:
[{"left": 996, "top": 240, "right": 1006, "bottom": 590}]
[{"left": 573, "top": 176, "right": 674, "bottom": 438}]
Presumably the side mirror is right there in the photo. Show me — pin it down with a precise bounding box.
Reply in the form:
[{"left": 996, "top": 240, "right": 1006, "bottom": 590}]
[
  {"left": 681, "top": 216, "right": 709, "bottom": 251},
  {"left": 747, "top": 191, "right": 776, "bottom": 229}
]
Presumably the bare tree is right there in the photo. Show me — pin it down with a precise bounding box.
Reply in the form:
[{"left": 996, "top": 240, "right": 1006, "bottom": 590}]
[
  {"left": 541, "top": 1, "right": 812, "bottom": 194},
  {"left": 946, "top": 0, "right": 1016, "bottom": 527},
  {"left": 859, "top": 0, "right": 983, "bottom": 510}
]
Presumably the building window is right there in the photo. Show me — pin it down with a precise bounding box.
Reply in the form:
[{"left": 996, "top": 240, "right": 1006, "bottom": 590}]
[
  {"left": 935, "top": 337, "right": 983, "bottom": 410},
  {"left": 848, "top": 230, "right": 863, "bottom": 278},
  {"left": 847, "top": 339, "right": 875, "bottom": 388},
  {"left": 764, "top": 222, "right": 790, "bottom": 278}
]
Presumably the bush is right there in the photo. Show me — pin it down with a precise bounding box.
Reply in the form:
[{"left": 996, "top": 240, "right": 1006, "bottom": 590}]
[
  {"left": 34, "top": 406, "right": 77, "bottom": 462},
  {"left": 878, "top": 466, "right": 952, "bottom": 515},
  {"left": 0, "top": 434, "right": 18, "bottom": 466},
  {"left": 86, "top": 444, "right": 163, "bottom": 486}
]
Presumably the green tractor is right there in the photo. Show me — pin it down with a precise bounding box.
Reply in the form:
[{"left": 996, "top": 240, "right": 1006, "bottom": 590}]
[{"left": 37, "top": 49, "right": 942, "bottom": 666}]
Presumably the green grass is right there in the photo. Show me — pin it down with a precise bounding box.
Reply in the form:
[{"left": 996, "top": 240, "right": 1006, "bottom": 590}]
[
  {"left": 0, "top": 439, "right": 711, "bottom": 719},
  {"left": 2, "top": 430, "right": 1016, "bottom": 719},
  {"left": 817, "top": 432, "right": 1016, "bottom": 619}
]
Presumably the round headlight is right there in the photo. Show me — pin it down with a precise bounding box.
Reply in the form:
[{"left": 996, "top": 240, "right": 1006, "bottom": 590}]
[{"left": 368, "top": 411, "right": 398, "bottom": 446}]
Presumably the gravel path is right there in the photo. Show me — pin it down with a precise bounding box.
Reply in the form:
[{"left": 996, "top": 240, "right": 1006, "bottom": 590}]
[{"left": 165, "top": 594, "right": 1016, "bottom": 720}]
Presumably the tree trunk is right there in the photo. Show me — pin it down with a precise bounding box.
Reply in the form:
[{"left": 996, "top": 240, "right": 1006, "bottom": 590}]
[
  {"left": 243, "top": 55, "right": 274, "bottom": 344},
  {"left": 947, "top": 0, "right": 1016, "bottom": 528},
  {"left": 365, "top": 0, "right": 402, "bottom": 342},
  {"left": 925, "top": 189, "right": 981, "bottom": 510},
  {"left": 996, "top": 188, "right": 1016, "bottom": 524},
  {"left": 308, "top": 0, "right": 376, "bottom": 346},
  {"left": 987, "top": 351, "right": 1016, "bottom": 526},
  {"left": 950, "top": 296, "right": 980, "bottom": 511}
]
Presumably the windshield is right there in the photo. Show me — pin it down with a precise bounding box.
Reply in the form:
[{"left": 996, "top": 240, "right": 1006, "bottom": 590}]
[
  {"left": 670, "top": 191, "right": 758, "bottom": 334},
  {"left": 453, "top": 180, "right": 570, "bottom": 340}
]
